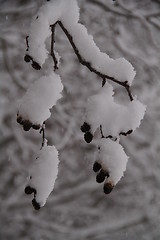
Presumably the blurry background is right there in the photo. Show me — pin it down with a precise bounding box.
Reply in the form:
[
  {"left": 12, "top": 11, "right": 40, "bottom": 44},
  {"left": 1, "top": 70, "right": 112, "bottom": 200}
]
[{"left": 0, "top": 0, "right": 160, "bottom": 239}]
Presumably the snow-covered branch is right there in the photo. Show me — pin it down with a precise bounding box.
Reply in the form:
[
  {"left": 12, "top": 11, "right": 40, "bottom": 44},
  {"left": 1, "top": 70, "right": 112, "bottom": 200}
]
[
  {"left": 24, "top": 0, "right": 135, "bottom": 99},
  {"left": 17, "top": 0, "right": 147, "bottom": 208},
  {"left": 17, "top": 71, "right": 63, "bottom": 131},
  {"left": 57, "top": 21, "right": 134, "bottom": 101},
  {"left": 25, "top": 143, "right": 59, "bottom": 210}
]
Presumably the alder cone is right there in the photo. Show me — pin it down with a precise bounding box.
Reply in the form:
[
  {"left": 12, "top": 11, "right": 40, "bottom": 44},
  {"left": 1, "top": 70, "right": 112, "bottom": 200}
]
[
  {"left": 24, "top": 54, "right": 32, "bottom": 62},
  {"left": 32, "top": 198, "right": 41, "bottom": 210},
  {"left": 84, "top": 131, "right": 93, "bottom": 143},
  {"left": 103, "top": 181, "right": 114, "bottom": 194},
  {"left": 120, "top": 129, "right": 133, "bottom": 136},
  {"left": 25, "top": 186, "right": 36, "bottom": 195},
  {"left": 32, "top": 124, "right": 41, "bottom": 130},
  {"left": 127, "top": 129, "right": 133, "bottom": 135},
  {"left": 23, "top": 120, "right": 32, "bottom": 131},
  {"left": 96, "top": 170, "right": 106, "bottom": 183},
  {"left": 17, "top": 115, "right": 23, "bottom": 125},
  {"left": 81, "top": 122, "right": 91, "bottom": 133},
  {"left": 32, "top": 61, "right": 41, "bottom": 70},
  {"left": 93, "top": 161, "right": 101, "bottom": 172}
]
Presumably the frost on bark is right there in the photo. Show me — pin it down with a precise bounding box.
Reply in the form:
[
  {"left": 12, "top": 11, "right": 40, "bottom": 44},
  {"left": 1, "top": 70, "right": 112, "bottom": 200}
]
[{"left": 17, "top": 0, "right": 146, "bottom": 209}]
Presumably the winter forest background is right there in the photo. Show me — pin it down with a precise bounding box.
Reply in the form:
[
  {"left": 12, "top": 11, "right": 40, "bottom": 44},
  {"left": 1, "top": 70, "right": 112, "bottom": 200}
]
[{"left": 0, "top": 0, "right": 160, "bottom": 239}]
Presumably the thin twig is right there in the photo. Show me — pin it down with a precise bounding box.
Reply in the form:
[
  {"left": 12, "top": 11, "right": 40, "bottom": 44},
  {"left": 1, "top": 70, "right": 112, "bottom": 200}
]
[
  {"left": 26, "top": 36, "right": 29, "bottom": 51},
  {"left": 40, "top": 122, "right": 46, "bottom": 148},
  {"left": 50, "top": 23, "right": 59, "bottom": 71},
  {"left": 58, "top": 21, "right": 133, "bottom": 101},
  {"left": 102, "top": 77, "right": 106, "bottom": 87},
  {"left": 100, "top": 125, "right": 105, "bottom": 138}
]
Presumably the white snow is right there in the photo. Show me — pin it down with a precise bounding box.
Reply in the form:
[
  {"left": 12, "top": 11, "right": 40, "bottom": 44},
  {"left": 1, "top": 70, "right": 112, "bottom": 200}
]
[
  {"left": 64, "top": 22, "right": 136, "bottom": 85},
  {"left": 28, "top": 16, "right": 51, "bottom": 66},
  {"left": 27, "top": 0, "right": 79, "bottom": 66},
  {"left": 26, "top": 0, "right": 136, "bottom": 85},
  {"left": 22, "top": 0, "right": 146, "bottom": 203},
  {"left": 26, "top": 144, "right": 59, "bottom": 207},
  {"left": 97, "top": 138, "right": 128, "bottom": 185},
  {"left": 18, "top": 71, "right": 63, "bottom": 126},
  {"left": 85, "top": 83, "right": 146, "bottom": 137}
]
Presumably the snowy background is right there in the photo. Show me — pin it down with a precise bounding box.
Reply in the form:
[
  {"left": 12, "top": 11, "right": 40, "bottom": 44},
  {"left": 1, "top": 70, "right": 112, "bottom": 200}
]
[{"left": 0, "top": 0, "right": 160, "bottom": 239}]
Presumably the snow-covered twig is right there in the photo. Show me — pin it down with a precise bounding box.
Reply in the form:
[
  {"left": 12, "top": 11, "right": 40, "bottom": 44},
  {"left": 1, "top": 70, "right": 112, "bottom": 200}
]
[
  {"left": 50, "top": 23, "right": 59, "bottom": 71},
  {"left": 40, "top": 122, "right": 46, "bottom": 148},
  {"left": 58, "top": 21, "right": 133, "bottom": 101},
  {"left": 19, "top": 0, "right": 147, "bottom": 204}
]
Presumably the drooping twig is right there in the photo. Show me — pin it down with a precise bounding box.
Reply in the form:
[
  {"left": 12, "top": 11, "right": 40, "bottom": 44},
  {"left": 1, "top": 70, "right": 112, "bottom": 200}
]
[
  {"left": 100, "top": 125, "right": 105, "bottom": 138},
  {"left": 102, "top": 77, "right": 106, "bottom": 87},
  {"left": 50, "top": 23, "right": 59, "bottom": 71},
  {"left": 26, "top": 36, "right": 29, "bottom": 51},
  {"left": 40, "top": 122, "right": 46, "bottom": 148},
  {"left": 58, "top": 21, "right": 133, "bottom": 101},
  {"left": 124, "top": 82, "right": 133, "bottom": 101}
]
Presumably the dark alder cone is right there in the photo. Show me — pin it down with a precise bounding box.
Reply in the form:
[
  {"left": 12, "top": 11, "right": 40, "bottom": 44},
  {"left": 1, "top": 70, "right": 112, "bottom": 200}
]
[
  {"left": 17, "top": 115, "right": 23, "bottom": 125},
  {"left": 81, "top": 122, "right": 91, "bottom": 133},
  {"left": 93, "top": 161, "right": 101, "bottom": 172},
  {"left": 32, "top": 198, "right": 41, "bottom": 210},
  {"left": 84, "top": 131, "right": 93, "bottom": 143},
  {"left": 120, "top": 129, "right": 133, "bottom": 136},
  {"left": 32, "top": 124, "right": 41, "bottom": 130},
  {"left": 107, "top": 135, "right": 112, "bottom": 139},
  {"left": 24, "top": 54, "right": 32, "bottom": 62},
  {"left": 32, "top": 61, "right": 41, "bottom": 70},
  {"left": 103, "top": 181, "right": 114, "bottom": 194},
  {"left": 25, "top": 186, "right": 36, "bottom": 195},
  {"left": 96, "top": 169, "right": 107, "bottom": 183},
  {"left": 127, "top": 129, "right": 133, "bottom": 135},
  {"left": 23, "top": 120, "right": 32, "bottom": 131}
]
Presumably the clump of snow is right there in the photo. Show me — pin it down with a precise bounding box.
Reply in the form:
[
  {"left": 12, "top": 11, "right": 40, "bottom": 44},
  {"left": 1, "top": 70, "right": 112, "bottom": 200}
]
[
  {"left": 26, "top": 143, "right": 59, "bottom": 208},
  {"left": 22, "top": 0, "right": 147, "bottom": 200},
  {"left": 27, "top": 0, "right": 63, "bottom": 66},
  {"left": 60, "top": 0, "right": 80, "bottom": 25},
  {"left": 108, "top": 58, "right": 136, "bottom": 85},
  {"left": 28, "top": 16, "right": 51, "bottom": 66},
  {"left": 18, "top": 71, "right": 63, "bottom": 127},
  {"left": 97, "top": 138, "right": 128, "bottom": 185},
  {"left": 26, "top": 0, "right": 80, "bottom": 67},
  {"left": 65, "top": 22, "right": 136, "bottom": 85},
  {"left": 26, "top": 0, "right": 135, "bottom": 85},
  {"left": 85, "top": 82, "right": 146, "bottom": 137}
]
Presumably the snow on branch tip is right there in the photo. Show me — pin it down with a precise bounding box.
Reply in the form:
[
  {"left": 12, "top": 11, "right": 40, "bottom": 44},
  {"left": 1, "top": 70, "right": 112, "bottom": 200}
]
[{"left": 25, "top": 0, "right": 136, "bottom": 87}]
